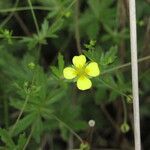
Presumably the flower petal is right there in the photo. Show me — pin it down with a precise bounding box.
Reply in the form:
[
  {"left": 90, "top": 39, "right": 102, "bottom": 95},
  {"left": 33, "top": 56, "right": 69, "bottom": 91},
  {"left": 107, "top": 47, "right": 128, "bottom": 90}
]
[
  {"left": 63, "top": 67, "right": 77, "bottom": 79},
  {"left": 77, "top": 76, "right": 92, "bottom": 90},
  {"left": 72, "top": 55, "right": 86, "bottom": 68},
  {"left": 85, "top": 62, "right": 100, "bottom": 77}
]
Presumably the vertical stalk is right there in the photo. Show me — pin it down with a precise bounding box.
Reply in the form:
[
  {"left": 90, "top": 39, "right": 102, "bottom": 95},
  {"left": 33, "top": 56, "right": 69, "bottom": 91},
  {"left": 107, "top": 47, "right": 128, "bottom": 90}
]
[
  {"left": 10, "top": 94, "right": 29, "bottom": 136},
  {"left": 23, "top": 125, "right": 35, "bottom": 150},
  {"left": 75, "top": 0, "right": 82, "bottom": 54},
  {"left": 122, "top": 98, "right": 127, "bottom": 123},
  {"left": 129, "top": 0, "right": 141, "bottom": 149},
  {"left": 27, "top": 0, "right": 40, "bottom": 35}
]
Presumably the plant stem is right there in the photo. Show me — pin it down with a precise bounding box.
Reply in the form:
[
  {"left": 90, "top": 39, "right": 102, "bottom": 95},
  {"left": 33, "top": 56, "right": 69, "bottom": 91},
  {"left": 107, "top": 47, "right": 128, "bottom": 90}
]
[
  {"left": 129, "top": 0, "right": 141, "bottom": 149},
  {"left": 14, "top": 13, "right": 31, "bottom": 36},
  {"left": 52, "top": 115, "right": 83, "bottom": 143},
  {"left": 23, "top": 125, "right": 34, "bottom": 150},
  {"left": 98, "top": 78, "right": 129, "bottom": 99},
  {"left": 10, "top": 94, "right": 29, "bottom": 136},
  {"left": 0, "top": 0, "right": 20, "bottom": 27},
  {"left": 102, "top": 55, "right": 150, "bottom": 75},
  {"left": 121, "top": 98, "right": 127, "bottom": 123},
  {"left": 27, "top": 0, "right": 40, "bottom": 35},
  {"left": 0, "top": 6, "right": 54, "bottom": 13}
]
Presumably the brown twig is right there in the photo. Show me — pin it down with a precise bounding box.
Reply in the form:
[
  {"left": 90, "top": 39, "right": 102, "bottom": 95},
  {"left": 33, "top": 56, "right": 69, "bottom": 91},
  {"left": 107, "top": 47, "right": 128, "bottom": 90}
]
[{"left": 14, "top": 13, "right": 31, "bottom": 36}]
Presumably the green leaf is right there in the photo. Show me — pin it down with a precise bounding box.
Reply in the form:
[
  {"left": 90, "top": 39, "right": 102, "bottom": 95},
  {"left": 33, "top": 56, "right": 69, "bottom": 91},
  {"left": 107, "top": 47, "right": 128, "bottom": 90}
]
[
  {"left": 73, "top": 121, "right": 87, "bottom": 131},
  {"left": 83, "top": 49, "right": 102, "bottom": 63},
  {"left": 88, "top": 0, "right": 116, "bottom": 26},
  {"left": 32, "top": 117, "right": 43, "bottom": 143},
  {"left": 48, "top": 19, "right": 64, "bottom": 36},
  {"left": 10, "top": 113, "right": 37, "bottom": 136},
  {"left": 59, "top": 123, "right": 69, "bottom": 141},
  {"left": 86, "top": 21, "right": 99, "bottom": 39},
  {"left": 100, "top": 46, "right": 117, "bottom": 65},
  {"left": 0, "top": 29, "right": 13, "bottom": 44},
  {"left": 16, "top": 134, "right": 27, "bottom": 150},
  {"left": 58, "top": 53, "right": 64, "bottom": 74},
  {"left": 10, "top": 99, "right": 34, "bottom": 112},
  {"left": 46, "top": 88, "right": 66, "bottom": 105},
  {"left": 0, "top": 128, "right": 15, "bottom": 148},
  {"left": 51, "top": 53, "right": 65, "bottom": 78},
  {"left": 51, "top": 66, "right": 60, "bottom": 78},
  {"left": 41, "top": 19, "right": 49, "bottom": 38},
  {"left": 95, "top": 87, "right": 107, "bottom": 104}
]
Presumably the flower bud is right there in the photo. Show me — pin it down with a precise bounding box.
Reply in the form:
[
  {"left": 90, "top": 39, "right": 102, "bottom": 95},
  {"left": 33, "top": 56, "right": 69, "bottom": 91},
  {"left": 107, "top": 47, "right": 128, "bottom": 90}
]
[
  {"left": 64, "top": 11, "right": 71, "bottom": 18},
  {"left": 28, "top": 62, "right": 35, "bottom": 70},
  {"left": 80, "top": 142, "right": 90, "bottom": 150},
  {"left": 120, "top": 122, "right": 130, "bottom": 133}
]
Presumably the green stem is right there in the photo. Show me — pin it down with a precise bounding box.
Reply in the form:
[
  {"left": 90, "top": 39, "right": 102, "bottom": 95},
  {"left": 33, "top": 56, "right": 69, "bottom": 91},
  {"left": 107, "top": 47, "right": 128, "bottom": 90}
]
[
  {"left": 122, "top": 98, "right": 127, "bottom": 123},
  {"left": 49, "top": 0, "right": 77, "bottom": 32},
  {"left": 10, "top": 94, "right": 29, "bottom": 136},
  {"left": 99, "top": 78, "right": 129, "bottom": 99},
  {"left": 10, "top": 69, "right": 36, "bottom": 136},
  {"left": 102, "top": 55, "right": 150, "bottom": 75},
  {"left": 0, "top": 35, "right": 25, "bottom": 39},
  {"left": 0, "top": 6, "right": 54, "bottom": 13},
  {"left": 23, "top": 125, "right": 34, "bottom": 150},
  {"left": 0, "top": 0, "right": 20, "bottom": 27},
  {"left": 27, "top": 0, "right": 40, "bottom": 35},
  {"left": 52, "top": 115, "right": 83, "bottom": 143}
]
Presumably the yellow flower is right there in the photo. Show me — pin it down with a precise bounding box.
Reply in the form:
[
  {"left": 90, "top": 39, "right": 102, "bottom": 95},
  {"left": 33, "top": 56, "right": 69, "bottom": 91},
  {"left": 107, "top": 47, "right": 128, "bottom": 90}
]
[{"left": 63, "top": 55, "right": 100, "bottom": 90}]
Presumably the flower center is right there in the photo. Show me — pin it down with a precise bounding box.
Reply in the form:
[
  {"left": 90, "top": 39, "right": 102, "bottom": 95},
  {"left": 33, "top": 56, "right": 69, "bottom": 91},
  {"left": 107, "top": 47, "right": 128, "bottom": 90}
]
[{"left": 76, "top": 66, "right": 87, "bottom": 77}]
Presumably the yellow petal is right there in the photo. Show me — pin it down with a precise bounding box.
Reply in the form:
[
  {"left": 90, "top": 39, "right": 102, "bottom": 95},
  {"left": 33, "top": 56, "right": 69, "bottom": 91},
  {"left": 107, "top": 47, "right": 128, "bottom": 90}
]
[
  {"left": 72, "top": 55, "right": 86, "bottom": 68},
  {"left": 85, "top": 62, "right": 100, "bottom": 77},
  {"left": 77, "top": 76, "right": 92, "bottom": 90},
  {"left": 63, "top": 67, "right": 77, "bottom": 79}
]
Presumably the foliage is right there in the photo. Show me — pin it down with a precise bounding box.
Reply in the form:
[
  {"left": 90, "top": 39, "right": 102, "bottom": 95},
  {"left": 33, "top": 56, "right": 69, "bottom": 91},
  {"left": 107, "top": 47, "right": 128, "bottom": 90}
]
[{"left": 0, "top": 0, "right": 150, "bottom": 149}]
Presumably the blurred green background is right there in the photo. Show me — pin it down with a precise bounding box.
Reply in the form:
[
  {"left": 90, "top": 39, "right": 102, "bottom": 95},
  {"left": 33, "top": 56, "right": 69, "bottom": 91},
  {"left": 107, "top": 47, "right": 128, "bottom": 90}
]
[{"left": 0, "top": 0, "right": 150, "bottom": 150}]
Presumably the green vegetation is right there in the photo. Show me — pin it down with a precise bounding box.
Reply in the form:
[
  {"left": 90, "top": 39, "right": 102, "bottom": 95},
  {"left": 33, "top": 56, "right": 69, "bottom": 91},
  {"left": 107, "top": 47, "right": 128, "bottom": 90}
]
[{"left": 0, "top": 0, "right": 150, "bottom": 149}]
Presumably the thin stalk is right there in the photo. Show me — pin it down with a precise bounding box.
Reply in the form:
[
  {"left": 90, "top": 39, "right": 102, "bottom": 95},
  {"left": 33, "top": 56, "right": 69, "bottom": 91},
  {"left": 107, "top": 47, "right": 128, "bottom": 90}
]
[
  {"left": 14, "top": 13, "right": 31, "bottom": 36},
  {"left": 0, "top": 0, "right": 20, "bottom": 27},
  {"left": 27, "top": 0, "right": 40, "bottom": 35},
  {"left": 102, "top": 55, "right": 150, "bottom": 75},
  {"left": 48, "top": 0, "right": 77, "bottom": 31},
  {"left": 52, "top": 115, "right": 83, "bottom": 143},
  {"left": 23, "top": 125, "right": 34, "bottom": 150},
  {"left": 129, "top": 0, "right": 141, "bottom": 149},
  {"left": 10, "top": 70, "right": 35, "bottom": 136},
  {"left": 68, "top": 134, "right": 74, "bottom": 150},
  {"left": 121, "top": 98, "right": 127, "bottom": 123},
  {"left": 99, "top": 78, "right": 129, "bottom": 99},
  {"left": 0, "top": 35, "right": 26, "bottom": 39},
  {"left": 0, "top": 6, "right": 54, "bottom": 13},
  {"left": 10, "top": 94, "right": 29, "bottom": 136}
]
